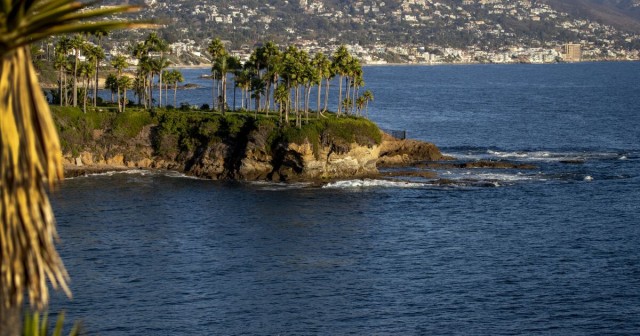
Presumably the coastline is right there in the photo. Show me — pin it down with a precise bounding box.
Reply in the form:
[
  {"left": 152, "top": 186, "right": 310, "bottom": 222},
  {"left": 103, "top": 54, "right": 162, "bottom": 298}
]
[{"left": 172, "top": 59, "right": 639, "bottom": 69}]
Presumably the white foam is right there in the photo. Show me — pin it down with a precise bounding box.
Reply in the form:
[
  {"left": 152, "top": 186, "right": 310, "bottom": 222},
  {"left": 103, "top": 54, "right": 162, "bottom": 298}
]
[
  {"left": 65, "top": 169, "right": 147, "bottom": 179},
  {"left": 487, "top": 150, "right": 530, "bottom": 158},
  {"left": 584, "top": 175, "right": 594, "bottom": 182},
  {"left": 322, "top": 179, "right": 427, "bottom": 189},
  {"left": 482, "top": 149, "right": 622, "bottom": 163},
  {"left": 250, "top": 181, "right": 313, "bottom": 190}
]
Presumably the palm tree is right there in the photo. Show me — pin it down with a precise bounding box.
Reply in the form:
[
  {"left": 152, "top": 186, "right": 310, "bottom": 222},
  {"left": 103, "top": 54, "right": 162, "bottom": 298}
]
[
  {"left": 207, "top": 38, "right": 227, "bottom": 110},
  {"left": 0, "top": 0, "right": 150, "bottom": 333},
  {"left": 78, "top": 61, "right": 95, "bottom": 113},
  {"left": 311, "top": 52, "right": 331, "bottom": 116},
  {"left": 226, "top": 55, "right": 242, "bottom": 111},
  {"left": 260, "top": 42, "right": 281, "bottom": 114},
  {"left": 281, "top": 45, "right": 306, "bottom": 126},
  {"left": 54, "top": 37, "right": 72, "bottom": 106},
  {"left": 348, "top": 58, "right": 363, "bottom": 115},
  {"left": 105, "top": 73, "right": 118, "bottom": 103},
  {"left": 117, "top": 76, "right": 132, "bottom": 112},
  {"left": 136, "top": 56, "right": 153, "bottom": 109},
  {"left": 235, "top": 68, "right": 251, "bottom": 110},
  {"left": 151, "top": 57, "right": 170, "bottom": 107},
  {"left": 251, "top": 76, "right": 266, "bottom": 117},
  {"left": 167, "top": 69, "right": 184, "bottom": 107},
  {"left": 213, "top": 54, "right": 233, "bottom": 114},
  {"left": 69, "top": 34, "right": 85, "bottom": 107},
  {"left": 83, "top": 44, "right": 105, "bottom": 107},
  {"left": 331, "top": 45, "right": 352, "bottom": 116},
  {"left": 362, "top": 90, "right": 374, "bottom": 119},
  {"left": 274, "top": 84, "right": 289, "bottom": 123},
  {"left": 111, "top": 55, "right": 128, "bottom": 112},
  {"left": 356, "top": 96, "right": 366, "bottom": 116}
]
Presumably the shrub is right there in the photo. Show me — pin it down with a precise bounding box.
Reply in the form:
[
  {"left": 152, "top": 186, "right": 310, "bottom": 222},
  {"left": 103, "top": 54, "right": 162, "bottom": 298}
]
[{"left": 111, "top": 110, "right": 153, "bottom": 138}]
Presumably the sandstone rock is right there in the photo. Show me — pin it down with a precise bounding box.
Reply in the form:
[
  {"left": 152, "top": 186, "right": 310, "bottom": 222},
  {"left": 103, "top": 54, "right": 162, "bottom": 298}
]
[
  {"left": 106, "top": 154, "right": 124, "bottom": 166},
  {"left": 378, "top": 133, "right": 444, "bottom": 167}
]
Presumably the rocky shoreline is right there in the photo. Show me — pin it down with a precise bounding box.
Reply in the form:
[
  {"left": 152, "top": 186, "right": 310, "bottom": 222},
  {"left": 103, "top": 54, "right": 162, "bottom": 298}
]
[{"left": 62, "top": 131, "right": 534, "bottom": 182}]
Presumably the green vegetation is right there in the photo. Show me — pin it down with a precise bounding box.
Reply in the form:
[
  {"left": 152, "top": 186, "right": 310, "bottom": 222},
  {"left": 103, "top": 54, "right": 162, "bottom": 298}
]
[
  {"left": 273, "top": 115, "right": 381, "bottom": 157},
  {"left": 50, "top": 105, "right": 382, "bottom": 162}
]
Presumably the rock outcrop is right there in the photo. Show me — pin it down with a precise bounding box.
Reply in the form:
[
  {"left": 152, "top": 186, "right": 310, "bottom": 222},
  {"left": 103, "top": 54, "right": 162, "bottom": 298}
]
[{"left": 377, "top": 133, "right": 448, "bottom": 167}]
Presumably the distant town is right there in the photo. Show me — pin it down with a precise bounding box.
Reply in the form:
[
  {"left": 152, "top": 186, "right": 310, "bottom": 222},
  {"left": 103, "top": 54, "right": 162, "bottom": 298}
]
[{"left": 56, "top": 0, "right": 640, "bottom": 65}]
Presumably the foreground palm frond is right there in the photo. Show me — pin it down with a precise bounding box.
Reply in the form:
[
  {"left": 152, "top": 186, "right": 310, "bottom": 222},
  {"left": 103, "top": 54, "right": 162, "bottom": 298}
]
[
  {"left": 0, "top": 45, "right": 68, "bottom": 310},
  {"left": 22, "top": 311, "right": 80, "bottom": 336},
  {"left": 1, "top": 0, "right": 154, "bottom": 311}
]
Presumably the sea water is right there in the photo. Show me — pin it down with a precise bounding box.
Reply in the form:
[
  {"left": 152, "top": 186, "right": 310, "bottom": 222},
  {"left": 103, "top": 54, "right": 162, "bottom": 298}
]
[{"left": 52, "top": 62, "right": 640, "bottom": 335}]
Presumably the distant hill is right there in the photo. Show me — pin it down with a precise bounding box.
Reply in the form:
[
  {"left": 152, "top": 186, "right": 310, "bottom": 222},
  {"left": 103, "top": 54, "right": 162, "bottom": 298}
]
[
  {"left": 543, "top": 0, "right": 640, "bottom": 32},
  {"left": 96, "top": 0, "right": 640, "bottom": 63}
]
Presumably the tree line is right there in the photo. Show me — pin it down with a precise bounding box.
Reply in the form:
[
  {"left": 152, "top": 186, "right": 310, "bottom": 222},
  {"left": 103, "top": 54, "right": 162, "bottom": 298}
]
[{"left": 46, "top": 32, "right": 374, "bottom": 127}]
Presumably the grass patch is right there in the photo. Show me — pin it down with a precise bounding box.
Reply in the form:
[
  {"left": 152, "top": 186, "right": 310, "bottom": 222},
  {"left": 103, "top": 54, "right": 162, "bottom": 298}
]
[
  {"left": 272, "top": 115, "right": 382, "bottom": 157},
  {"left": 111, "top": 110, "right": 153, "bottom": 138}
]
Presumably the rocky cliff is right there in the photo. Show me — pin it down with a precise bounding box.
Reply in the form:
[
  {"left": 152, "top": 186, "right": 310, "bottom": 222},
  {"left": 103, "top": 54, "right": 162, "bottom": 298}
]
[{"left": 58, "top": 110, "right": 445, "bottom": 181}]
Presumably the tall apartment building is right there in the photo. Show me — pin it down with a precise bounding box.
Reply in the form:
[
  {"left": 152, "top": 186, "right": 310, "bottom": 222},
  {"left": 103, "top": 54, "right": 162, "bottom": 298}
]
[{"left": 563, "top": 44, "right": 582, "bottom": 62}]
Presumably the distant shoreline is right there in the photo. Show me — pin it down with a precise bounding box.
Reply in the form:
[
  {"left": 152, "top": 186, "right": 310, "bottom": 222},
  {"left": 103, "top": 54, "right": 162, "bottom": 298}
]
[{"left": 172, "top": 59, "right": 639, "bottom": 70}]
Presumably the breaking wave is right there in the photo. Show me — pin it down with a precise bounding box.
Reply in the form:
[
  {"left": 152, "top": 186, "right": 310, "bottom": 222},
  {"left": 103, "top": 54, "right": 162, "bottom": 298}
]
[{"left": 322, "top": 179, "right": 428, "bottom": 189}]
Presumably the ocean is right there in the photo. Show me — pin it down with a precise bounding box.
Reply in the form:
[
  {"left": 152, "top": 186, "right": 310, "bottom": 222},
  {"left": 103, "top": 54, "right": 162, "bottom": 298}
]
[{"left": 51, "top": 62, "right": 640, "bottom": 335}]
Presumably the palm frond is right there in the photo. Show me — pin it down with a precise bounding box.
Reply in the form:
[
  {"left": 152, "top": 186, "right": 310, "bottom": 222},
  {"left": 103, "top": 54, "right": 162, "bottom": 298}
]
[
  {"left": 1, "top": 46, "right": 68, "bottom": 309},
  {"left": 1, "top": 0, "right": 155, "bottom": 312}
]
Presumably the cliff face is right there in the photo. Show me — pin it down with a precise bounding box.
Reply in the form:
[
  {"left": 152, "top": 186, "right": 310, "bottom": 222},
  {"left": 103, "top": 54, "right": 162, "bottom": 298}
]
[{"left": 64, "top": 128, "right": 444, "bottom": 181}]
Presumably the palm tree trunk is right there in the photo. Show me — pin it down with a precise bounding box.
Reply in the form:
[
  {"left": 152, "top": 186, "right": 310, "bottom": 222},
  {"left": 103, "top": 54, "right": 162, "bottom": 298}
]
[
  {"left": 365, "top": 101, "right": 369, "bottom": 119},
  {"left": 337, "top": 75, "right": 343, "bottom": 115},
  {"left": 83, "top": 76, "right": 88, "bottom": 113},
  {"left": 316, "top": 80, "right": 322, "bottom": 117},
  {"left": 116, "top": 86, "right": 121, "bottom": 112},
  {"left": 58, "top": 66, "right": 63, "bottom": 106},
  {"left": 211, "top": 77, "right": 217, "bottom": 111},
  {"left": 222, "top": 74, "right": 227, "bottom": 114},
  {"left": 174, "top": 84, "right": 178, "bottom": 108},
  {"left": 345, "top": 77, "right": 351, "bottom": 115},
  {"left": 305, "top": 85, "right": 311, "bottom": 123},
  {"left": 324, "top": 78, "right": 330, "bottom": 112},
  {"left": 158, "top": 71, "right": 163, "bottom": 107},
  {"left": 73, "top": 51, "right": 78, "bottom": 106},
  {"left": 295, "top": 85, "right": 300, "bottom": 127},
  {"left": 123, "top": 87, "right": 127, "bottom": 112},
  {"left": 265, "top": 80, "right": 271, "bottom": 114},
  {"left": 94, "top": 59, "right": 99, "bottom": 106},
  {"left": 233, "top": 84, "right": 237, "bottom": 111},
  {"left": 148, "top": 73, "right": 154, "bottom": 108},
  {"left": 353, "top": 85, "right": 359, "bottom": 115}
]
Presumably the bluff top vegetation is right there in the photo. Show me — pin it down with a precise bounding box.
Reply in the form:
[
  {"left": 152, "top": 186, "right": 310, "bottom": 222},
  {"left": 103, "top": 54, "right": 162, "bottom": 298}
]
[
  {"left": 51, "top": 105, "right": 383, "bottom": 162},
  {"left": 42, "top": 33, "right": 375, "bottom": 130}
]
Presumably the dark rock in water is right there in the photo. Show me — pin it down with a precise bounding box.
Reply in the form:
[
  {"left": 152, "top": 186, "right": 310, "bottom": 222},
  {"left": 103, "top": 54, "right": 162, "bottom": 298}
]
[
  {"left": 182, "top": 83, "right": 201, "bottom": 89},
  {"left": 463, "top": 160, "right": 537, "bottom": 169},
  {"left": 416, "top": 160, "right": 537, "bottom": 170}
]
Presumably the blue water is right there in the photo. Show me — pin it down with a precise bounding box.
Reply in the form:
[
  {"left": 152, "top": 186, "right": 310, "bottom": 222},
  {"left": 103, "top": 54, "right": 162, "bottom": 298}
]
[{"left": 53, "top": 62, "right": 640, "bottom": 335}]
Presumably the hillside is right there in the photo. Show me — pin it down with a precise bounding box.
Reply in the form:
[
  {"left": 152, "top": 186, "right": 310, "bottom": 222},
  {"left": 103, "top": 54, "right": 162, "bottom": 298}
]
[
  {"left": 544, "top": 0, "right": 640, "bottom": 32},
  {"left": 102, "top": 0, "right": 640, "bottom": 55}
]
